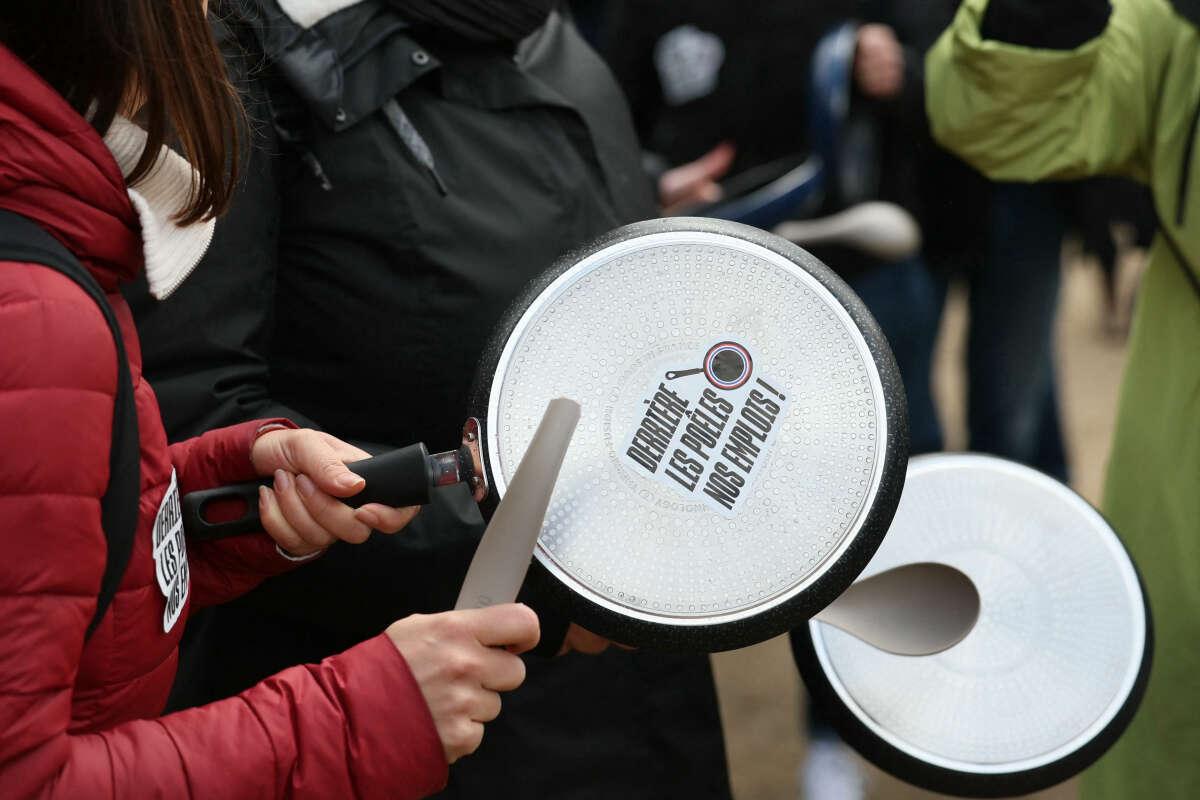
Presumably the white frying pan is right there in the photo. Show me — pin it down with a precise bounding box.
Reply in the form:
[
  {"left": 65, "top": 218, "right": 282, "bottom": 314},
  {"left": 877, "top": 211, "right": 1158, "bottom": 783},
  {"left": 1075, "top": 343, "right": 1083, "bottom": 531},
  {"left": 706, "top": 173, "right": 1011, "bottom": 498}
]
[
  {"left": 466, "top": 217, "right": 910, "bottom": 651},
  {"left": 791, "top": 453, "right": 1152, "bottom": 796}
]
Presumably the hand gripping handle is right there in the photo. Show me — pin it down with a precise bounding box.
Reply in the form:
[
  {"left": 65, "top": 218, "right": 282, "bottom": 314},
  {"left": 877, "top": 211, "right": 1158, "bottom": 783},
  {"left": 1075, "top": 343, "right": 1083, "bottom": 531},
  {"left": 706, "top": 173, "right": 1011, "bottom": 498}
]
[{"left": 181, "top": 443, "right": 433, "bottom": 541}]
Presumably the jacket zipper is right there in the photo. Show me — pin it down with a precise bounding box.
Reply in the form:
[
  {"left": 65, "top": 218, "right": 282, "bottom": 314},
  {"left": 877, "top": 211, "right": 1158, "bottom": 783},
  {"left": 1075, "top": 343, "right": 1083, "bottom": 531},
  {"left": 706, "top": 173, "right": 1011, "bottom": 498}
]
[
  {"left": 301, "top": 150, "right": 334, "bottom": 191},
  {"left": 382, "top": 99, "right": 448, "bottom": 196},
  {"left": 154, "top": 228, "right": 214, "bottom": 300}
]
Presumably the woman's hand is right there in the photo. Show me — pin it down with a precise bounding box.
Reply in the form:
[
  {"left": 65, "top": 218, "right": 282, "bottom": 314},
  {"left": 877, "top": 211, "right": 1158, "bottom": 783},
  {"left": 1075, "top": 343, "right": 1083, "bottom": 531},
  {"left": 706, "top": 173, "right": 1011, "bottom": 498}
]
[
  {"left": 250, "top": 428, "right": 420, "bottom": 557},
  {"left": 387, "top": 604, "right": 540, "bottom": 763}
]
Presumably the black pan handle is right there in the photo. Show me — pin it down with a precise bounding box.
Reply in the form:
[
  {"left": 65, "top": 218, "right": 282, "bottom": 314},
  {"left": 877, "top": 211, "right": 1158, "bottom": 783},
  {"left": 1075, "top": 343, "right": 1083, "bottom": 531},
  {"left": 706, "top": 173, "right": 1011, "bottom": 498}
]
[{"left": 182, "top": 443, "right": 432, "bottom": 541}]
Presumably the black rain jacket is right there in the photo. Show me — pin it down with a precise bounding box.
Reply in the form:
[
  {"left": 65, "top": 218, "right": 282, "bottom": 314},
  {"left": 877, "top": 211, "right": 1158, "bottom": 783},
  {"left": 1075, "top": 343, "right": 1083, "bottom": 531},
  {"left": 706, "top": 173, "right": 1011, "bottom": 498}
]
[{"left": 128, "top": 3, "right": 732, "bottom": 798}]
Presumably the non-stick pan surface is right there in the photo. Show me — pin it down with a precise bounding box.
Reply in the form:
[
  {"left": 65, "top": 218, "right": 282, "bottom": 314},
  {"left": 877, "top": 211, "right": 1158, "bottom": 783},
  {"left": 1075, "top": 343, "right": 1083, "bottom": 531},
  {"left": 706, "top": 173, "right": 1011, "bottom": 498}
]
[
  {"left": 792, "top": 453, "right": 1152, "bottom": 796},
  {"left": 468, "top": 218, "right": 908, "bottom": 651}
]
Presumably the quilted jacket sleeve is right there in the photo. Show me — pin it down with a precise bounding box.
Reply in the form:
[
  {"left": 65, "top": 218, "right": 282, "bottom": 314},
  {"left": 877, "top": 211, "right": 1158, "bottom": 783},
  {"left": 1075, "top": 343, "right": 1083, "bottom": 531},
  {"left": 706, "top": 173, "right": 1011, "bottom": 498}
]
[
  {"left": 0, "top": 262, "right": 447, "bottom": 799},
  {"left": 168, "top": 419, "right": 309, "bottom": 609},
  {"left": 36, "top": 636, "right": 448, "bottom": 800}
]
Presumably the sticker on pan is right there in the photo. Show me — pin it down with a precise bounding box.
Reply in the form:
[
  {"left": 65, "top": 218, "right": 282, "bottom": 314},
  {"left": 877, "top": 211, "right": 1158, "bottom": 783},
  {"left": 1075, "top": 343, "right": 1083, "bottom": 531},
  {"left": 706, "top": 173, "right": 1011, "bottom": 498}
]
[{"left": 621, "top": 339, "right": 788, "bottom": 517}]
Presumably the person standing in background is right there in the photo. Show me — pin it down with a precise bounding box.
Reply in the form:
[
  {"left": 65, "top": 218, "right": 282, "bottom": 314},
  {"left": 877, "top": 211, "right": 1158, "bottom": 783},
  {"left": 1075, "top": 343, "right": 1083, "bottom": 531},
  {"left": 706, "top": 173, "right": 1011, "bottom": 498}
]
[
  {"left": 927, "top": 0, "right": 1200, "bottom": 796},
  {"left": 129, "top": 2, "right": 734, "bottom": 798},
  {"left": 885, "top": 0, "right": 1072, "bottom": 480}
]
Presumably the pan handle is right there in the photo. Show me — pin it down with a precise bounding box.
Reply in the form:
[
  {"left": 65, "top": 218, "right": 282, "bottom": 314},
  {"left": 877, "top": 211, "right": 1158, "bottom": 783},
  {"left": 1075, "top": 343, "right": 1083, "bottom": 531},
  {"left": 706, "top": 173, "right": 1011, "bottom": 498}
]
[{"left": 181, "top": 443, "right": 433, "bottom": 541}]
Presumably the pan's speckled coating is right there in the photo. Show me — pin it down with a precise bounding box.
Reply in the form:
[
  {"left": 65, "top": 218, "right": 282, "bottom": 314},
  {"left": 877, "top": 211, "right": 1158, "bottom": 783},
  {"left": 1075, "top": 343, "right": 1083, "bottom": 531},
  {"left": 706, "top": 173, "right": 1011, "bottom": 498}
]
[
  {"left": 791, "top": 454, "right": 1154, "bottom": 796},
  {"left": 468, "top": 218, "right": 909, "bottom": 652}
]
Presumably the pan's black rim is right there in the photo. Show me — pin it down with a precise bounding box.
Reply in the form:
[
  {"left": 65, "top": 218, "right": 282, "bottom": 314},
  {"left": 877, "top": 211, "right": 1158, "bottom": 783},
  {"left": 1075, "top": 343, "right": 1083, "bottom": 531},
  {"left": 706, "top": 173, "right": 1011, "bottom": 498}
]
[
  {"left": 789, "top": 457, "right": 1155, "bottom": 797},
  {"left": 467, "top": 217, "right": 910, "bottom": 652}
]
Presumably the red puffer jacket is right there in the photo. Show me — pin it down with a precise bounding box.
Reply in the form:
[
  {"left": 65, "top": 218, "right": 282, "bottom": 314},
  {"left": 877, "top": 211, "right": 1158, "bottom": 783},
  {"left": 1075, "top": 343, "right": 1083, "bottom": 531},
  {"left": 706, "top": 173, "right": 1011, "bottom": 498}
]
[{"left": 0, "top": 45, "right": 446, "bottom": 798}]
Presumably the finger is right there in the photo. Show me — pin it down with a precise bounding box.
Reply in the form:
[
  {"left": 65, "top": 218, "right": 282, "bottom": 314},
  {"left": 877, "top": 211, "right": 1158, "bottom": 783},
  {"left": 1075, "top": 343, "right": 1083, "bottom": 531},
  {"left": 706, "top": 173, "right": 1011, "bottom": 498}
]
[
  {"left": 284, "top": 435, "right": 365, "bottom": 498},
  {"left": 662, "top": 184, "right": 724, "bottom": 216},
  {"left": 295, "top": 473, "right": 372, "bottom": 544},
  {"left": 665, "top": 145, "right": 735, "bottom": 196},
  {"left": 660, "top": 141, "right": 736, "bottom": 203},
  {"left": 471, "top": 689, "right": 503, "bottom": 723},
  {"left": 461, "top": 603, "right": 541, "bottom": 652},
  {"left": 273, "top": 470, "right": 337, "bottom": 550},
  {"left": 476, "top": 647, "right": 527, "bottom": 692},
  {"left": 667, "top": 182, "right": 723, "bottom": 215},
  {"left": 319, "top": 432, "right": 373, "bottom": 465},
  {"left": 258, "top": 485, "right": 308, "bottom": 555},
  {"left": 451, "top": 721, "right": 485, "bottom": 762},
  {"left": 354, "top": 503, "right": 420, "bottom": 534},
  {"left": 572, "top": 627, "right": 612, "bottom": 655},
  {"left": 689, "top": 182, "right": 723, "bottom": 206},
  {"left": 693, "top": 140, "right": 736, "bottom": 181}
]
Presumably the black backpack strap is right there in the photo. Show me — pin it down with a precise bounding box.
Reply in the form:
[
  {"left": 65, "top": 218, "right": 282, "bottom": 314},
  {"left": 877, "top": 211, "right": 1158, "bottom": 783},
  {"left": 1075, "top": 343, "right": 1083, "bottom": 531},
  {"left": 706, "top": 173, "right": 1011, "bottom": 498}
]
[{"left": 0, "top": 210, "right": 141, "bottom": 640}]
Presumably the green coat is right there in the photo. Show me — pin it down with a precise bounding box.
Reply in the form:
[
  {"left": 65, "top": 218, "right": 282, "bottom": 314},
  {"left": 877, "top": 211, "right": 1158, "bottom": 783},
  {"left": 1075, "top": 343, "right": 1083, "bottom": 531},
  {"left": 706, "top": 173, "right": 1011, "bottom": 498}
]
[{"left": 927, "top": 1, "right": 1200, "bottom": 797}]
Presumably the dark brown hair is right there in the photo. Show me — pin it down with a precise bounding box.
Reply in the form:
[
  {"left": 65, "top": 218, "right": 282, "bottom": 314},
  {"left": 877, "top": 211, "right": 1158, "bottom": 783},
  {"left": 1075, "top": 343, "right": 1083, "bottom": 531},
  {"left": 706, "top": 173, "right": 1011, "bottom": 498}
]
[{"left": 1, "top": 0, "right": 241, "bottom": 223}]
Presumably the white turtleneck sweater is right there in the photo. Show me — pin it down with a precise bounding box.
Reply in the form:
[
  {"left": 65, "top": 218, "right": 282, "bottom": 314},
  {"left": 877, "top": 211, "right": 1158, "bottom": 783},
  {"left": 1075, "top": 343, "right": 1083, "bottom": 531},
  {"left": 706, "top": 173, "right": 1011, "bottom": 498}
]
[{"left": 102, "top": 116, "right": 215, "bottom": 300}]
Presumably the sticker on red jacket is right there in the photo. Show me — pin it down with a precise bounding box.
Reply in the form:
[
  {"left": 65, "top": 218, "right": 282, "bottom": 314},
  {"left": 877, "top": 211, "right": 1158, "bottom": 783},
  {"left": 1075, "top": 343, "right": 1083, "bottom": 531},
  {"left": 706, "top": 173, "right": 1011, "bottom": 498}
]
[{"left": 153, "top": 470, "right": 189, "bottom": 633}]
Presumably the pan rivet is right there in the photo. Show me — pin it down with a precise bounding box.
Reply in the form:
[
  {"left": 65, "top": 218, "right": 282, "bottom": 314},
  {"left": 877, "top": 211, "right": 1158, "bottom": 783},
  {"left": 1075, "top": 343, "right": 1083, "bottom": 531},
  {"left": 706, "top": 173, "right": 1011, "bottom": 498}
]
[{"left": 465, "top": 431, "right": 477, "bottom": 442}]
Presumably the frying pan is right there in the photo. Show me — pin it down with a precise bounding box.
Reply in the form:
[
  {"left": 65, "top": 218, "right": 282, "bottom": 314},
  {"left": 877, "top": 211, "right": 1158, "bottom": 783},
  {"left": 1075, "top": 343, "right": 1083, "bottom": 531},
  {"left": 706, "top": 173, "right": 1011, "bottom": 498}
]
[
  {"left": 184, "top": 217, "right": 909, "bottom": 652},
  {"left": 791, "top": 453, "right": 1152, "bottom": 797},
  {"left": 465, "top": 217, "right": 908, "bottom": 651}
]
